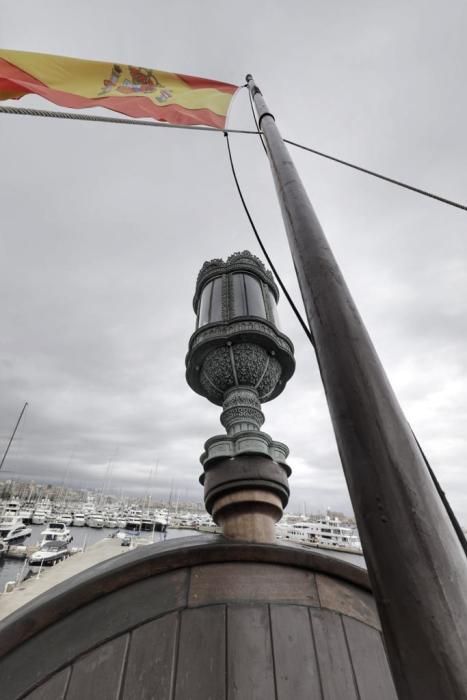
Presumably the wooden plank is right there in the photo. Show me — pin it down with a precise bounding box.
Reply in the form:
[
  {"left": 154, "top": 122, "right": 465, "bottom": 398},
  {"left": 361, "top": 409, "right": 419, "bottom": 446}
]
[
  {"left": 175, "top": 605, "right": 225, "bottom": 700},
  {"left": 189, "top": 563, "right": 318, "bottom": 607},
  {"left": 0, "top": 568, "right": 188, "bottom": 700},
  {"left": 24, "top": 668, "right": 71, "bottom": 700},
  {"left": 121, "top": 612, "right": 178, "bottom": 700},
  {"left": 343, "top": 616, "right": 398, "bottom": 700},
  {"left": 270, "top": 605, "right": 321, "bottom": 700},
  {"left": 227, "top": 604, "right": 276, "bottom": 700},
  {"left": 66, "top": 634, "right": 129, "bottom": 700},
  {"left": 316, "top": 573, "right": 380, "bottom": 629},
  {"left": 310, "top": 609, "right": 358, "bottom": 700}
]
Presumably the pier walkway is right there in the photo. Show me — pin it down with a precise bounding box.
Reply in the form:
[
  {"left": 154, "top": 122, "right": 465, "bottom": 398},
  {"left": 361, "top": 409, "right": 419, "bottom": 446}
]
[{"left": 0, "top": 537, "right": 123, "bottom": 620}]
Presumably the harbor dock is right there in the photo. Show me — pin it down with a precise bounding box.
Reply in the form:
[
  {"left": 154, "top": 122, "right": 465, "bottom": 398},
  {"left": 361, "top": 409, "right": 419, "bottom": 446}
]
[{"left": 0, "top": 536, "right": 123, "bottom": 620}]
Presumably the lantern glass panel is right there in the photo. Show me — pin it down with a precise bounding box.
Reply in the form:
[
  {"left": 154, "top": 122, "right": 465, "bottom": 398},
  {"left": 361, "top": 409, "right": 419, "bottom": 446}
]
[
  {"left": 244, "top": 274, "right": 266, "bottom": 318},
  {"left": 198, "top": 281, "right": 212, "bottom": 326},
  {"left": 232, "top": 274, "right": 247, "bottom": 317},
  {"left": 232, "top": 273, "right": 266, "bottom": 319},
  {"left": 198, "top": 277, "right": 223, "bottom": 327},
  {"left": 268, "top": 289, "right": 280, "bottom": 327},
  {"left": 210, "top": 277, "right": 223, "bottom": 323}
]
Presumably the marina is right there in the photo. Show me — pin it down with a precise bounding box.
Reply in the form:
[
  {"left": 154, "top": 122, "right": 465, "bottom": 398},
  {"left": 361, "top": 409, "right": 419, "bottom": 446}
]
[{"left": 0, "top": 505, "right": 365, "bottom": 594}]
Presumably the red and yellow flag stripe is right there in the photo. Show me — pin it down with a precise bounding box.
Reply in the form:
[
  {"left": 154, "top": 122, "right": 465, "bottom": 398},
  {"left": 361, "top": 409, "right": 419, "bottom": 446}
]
[{"left": 0, "top": 49, "right": 238, "bottom": 128}]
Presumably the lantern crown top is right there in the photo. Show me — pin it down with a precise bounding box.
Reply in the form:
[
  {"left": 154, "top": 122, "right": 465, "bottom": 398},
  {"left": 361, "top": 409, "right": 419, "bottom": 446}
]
[{"left": 193, "top": 250, "right": 278, "bottom": 312}]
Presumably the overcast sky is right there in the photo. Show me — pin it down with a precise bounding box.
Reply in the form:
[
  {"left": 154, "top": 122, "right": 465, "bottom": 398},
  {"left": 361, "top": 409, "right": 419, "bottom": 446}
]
[{"left": 0, "top": 0, "right": 466, "bottom": 521}]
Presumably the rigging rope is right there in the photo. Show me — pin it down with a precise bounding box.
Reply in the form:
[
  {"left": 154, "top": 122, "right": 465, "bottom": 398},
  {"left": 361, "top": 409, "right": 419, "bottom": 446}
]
[
  {"left": 224, "top": 131, "right": 315, "bottom": 346},
  {"left": 284, "top": 138, "right": 467, "bottom": 212},
  {"left": 1, "top": 103, "right": 465, "bottom": 212},
  {"left": 411, "top": 428, "right": 467, "bottom": 557},
  {"left": 0, "top": 105, "right": 258, "bottom": 136}
]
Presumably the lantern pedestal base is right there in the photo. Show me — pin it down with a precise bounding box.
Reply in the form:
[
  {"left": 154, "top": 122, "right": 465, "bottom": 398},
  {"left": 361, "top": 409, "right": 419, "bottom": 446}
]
[
  {"left": 212, "top": 489, "right": 283, "bottom": 543},
  {"left": 201, "top": 453, "right": 290, "bottom": 542}
]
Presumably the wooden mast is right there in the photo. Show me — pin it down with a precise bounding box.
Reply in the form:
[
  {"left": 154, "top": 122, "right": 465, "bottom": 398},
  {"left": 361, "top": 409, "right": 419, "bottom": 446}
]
[
  {"left": 246, "top": 74, "right": 467, "bottom": 699},
  {"left": 0, "top": 401, "right": 28, "bottom": 471}
]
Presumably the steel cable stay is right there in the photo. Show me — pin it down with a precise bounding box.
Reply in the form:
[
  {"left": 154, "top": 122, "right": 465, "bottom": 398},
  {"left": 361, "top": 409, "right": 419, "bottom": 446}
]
[{"left": 1, "top": 103, "right": 466, "bottom": 212}]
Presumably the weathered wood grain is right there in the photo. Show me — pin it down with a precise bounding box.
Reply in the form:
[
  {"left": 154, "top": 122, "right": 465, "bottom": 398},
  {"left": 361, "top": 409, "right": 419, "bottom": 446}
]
[
  {"left": 270, "top": 604, "right": 322, "bottom": 700},
  {"left": 23, "top": 668, "right": 71, "bottom": 700},
  {"left": 343, "top": 616, "right": 398, "bottom": 700},
  {"left": 121, "top": 612, "right": 179, "bottom": 700},
  {"left": 0, "top": 569, "right": 188, "bottom": 700},
  {"left": 0, "top": 541, "right": 388, "bottom": 700},
  {"left": 66, "top": 634, "right": 129, "bottom": 700},
  {"left": 316, "top": 573, "right": 381, "bottom": 629},
  {"left": 189, "top": 562, "right": 318, "bottom": 607},
  {"left": 0, "top": 536, "right": 369, "bottom": 660},
  {"left": 310, "top": 608, "right": 358, "bottom": 700},
  {"left": 227, "top": 605, "right": 276, "bottom": 700},
  {"left": 175, "top": 605, "right": 226, "bottom": 700}
]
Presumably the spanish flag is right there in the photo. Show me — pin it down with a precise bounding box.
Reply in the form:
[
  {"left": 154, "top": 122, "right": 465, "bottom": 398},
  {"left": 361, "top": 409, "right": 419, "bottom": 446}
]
[{"left": 0, "top": 49, "right": 238, "bottom": 129}]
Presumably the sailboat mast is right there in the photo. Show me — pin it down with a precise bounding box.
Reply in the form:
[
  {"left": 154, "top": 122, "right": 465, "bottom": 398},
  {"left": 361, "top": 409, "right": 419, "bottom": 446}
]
[
  {"left": 246, "top": 74, "right": 467, "bottom": 698},
  {"left": 0, "top": 401, "right": 28, "bottom": 471}
]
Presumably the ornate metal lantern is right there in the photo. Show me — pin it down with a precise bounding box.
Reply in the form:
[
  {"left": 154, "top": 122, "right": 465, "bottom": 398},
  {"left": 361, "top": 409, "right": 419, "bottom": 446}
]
[{"left": 186, "top": 251, "right": 295, "bottom": 541}]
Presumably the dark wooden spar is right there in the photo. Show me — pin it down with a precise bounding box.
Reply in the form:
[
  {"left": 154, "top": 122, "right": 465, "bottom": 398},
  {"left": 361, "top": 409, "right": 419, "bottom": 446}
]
[{"left": 246, "top": 73, "right": 467, "bottom": 700}]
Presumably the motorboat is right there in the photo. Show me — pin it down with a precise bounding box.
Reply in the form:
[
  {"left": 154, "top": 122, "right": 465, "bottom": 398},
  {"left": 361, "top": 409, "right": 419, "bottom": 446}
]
[
  {"left": 55, "top": 513, "right": 73, "bottom": 526},
  {"left": 29, "top": 540, "right": 70, "bottom": 567},
  {"left": 86, "top": 513, "right": 104, "bottom": 528},
  {"left": 32, "top": 500, "right": 52, "bottom": 524},
  {"left": 0, "top": 516, "right": 32, "bottom": 543},
  {"left": 154, "top": 517, "right": 168, "bottom": 533},
  {"left": 72, "top": 513, "right": 86, "bottom": 527},
  {"left": 40, "top": 522, "right": 73, "bottom": 545},
  {"left": 1, "top": 500, "right": 21, "bottom": 518},
  {"left": 103, "top": 516, "right": 118, "bottom": 529},
  {"left": 278, "top": 516, "right": 362, "bottom": 552},
  {"left": 18, "top": 505, "right": 34, "bottom": 524},
  {"left": 125, "top": 510, "right": 143, "bottom": 531},
  {"left": 32, "top": 509, "right": 47, "bottom": 525},
  {"left": 141, "top": 515, "right": 156, "bottom": 532}
]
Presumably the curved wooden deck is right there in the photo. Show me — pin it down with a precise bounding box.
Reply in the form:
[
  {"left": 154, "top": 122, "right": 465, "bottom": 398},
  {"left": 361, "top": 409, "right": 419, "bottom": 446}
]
[{"left": 0, "top": 535, "right": 398, "bottom": 699}]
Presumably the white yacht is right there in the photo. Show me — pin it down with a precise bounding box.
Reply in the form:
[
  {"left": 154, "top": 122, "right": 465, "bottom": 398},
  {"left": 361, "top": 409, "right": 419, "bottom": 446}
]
[
  {"left": 40, "top": 522, "right": 73, "bottom": 545},
  {"left": 56, "top": 513, "right": 73, "bottom": 526},
  {"left": 32, "top": 500, "right": 52, "bottom": 524},
  {"left": 278, "top": 516, "right": 362, "bottom": 552},
  {"left": 32, "top": 509, "right": 47, "bottom": 525},
  {"left": 29, "top": 540, "right": 70, "bottom": 567},
  {"left": 103, "top": 516, "right": 118, "bottom": 529},
  {"left": 125, "top": 510, "right": 143, "bottom": 531},
  {"left": 86, "top": 513, "right": 104, "bottom": 528},
  {"left": 72, "top": 513, "right": 86, "bottom": 527},
  {"left": 141, "top": 514, "right": 156, "bottom": 532},
  {"left": 0, "top": 515, "right": 32, "bottom": 543},
  {"left": 2, "top": 500, "right": 21, "bottom": 518},
  {"left": 18, "top": 504, "right": 34, "bottom": 524}
]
